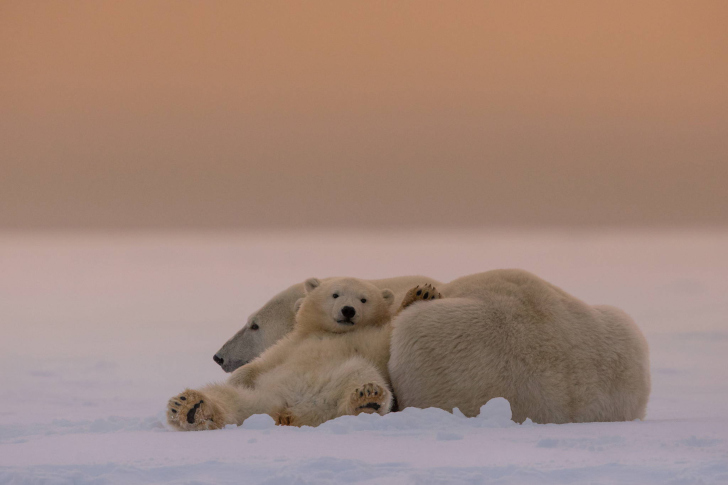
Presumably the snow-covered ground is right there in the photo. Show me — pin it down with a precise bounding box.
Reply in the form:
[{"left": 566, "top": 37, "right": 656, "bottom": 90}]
[{"left": 1, "top": 230, "right": 727, "bottom": 484}]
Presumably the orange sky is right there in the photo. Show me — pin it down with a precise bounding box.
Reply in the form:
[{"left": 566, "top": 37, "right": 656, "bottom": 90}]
[{"left": 1, "top": 0, "right": 727, "bottom": 229}]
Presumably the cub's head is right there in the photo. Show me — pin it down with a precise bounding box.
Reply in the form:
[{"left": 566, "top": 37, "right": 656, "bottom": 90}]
[{"left": 295, "top": 277, "right": 394, "bottom": 334}]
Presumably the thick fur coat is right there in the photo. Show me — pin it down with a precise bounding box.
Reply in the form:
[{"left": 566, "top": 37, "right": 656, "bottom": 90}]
[{"left": 389, "top": 270, "right": 651, "bottom": 423}]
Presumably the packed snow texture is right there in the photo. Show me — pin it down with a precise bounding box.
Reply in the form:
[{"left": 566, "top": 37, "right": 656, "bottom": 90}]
[{"left": 1, "top": 231, "right": 727, "bottom": 484}]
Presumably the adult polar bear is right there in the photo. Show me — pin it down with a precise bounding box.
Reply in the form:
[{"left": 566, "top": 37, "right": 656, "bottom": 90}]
[{"left": 214, "top": 270, "right": 651, "bottom": 423}]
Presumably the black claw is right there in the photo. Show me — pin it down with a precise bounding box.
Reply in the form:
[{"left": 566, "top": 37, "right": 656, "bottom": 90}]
[
  {"left": 174, "top": 402, "right": 180, "bottom": 406},
  {"left": 416, "top": 290, "right": 422, "bottom": 296},
  {"left": 359, "top": 391, "right": 363, "bottom": 397},
  {"left": 179, "top": 396, "right": 187, "bottom": 401},
  {"left": 171, "top": 409, "right": 177, "bottom": 413},
  {"left": 423, "top": 292, "right": 429, "bottom": 299}
]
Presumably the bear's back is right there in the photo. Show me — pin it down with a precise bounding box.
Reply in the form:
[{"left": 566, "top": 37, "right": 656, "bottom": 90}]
[{"left": 390, "top": 269, "right": 650, "bottom": 423}]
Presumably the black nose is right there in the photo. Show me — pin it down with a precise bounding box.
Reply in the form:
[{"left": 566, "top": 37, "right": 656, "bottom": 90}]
[
  {"left": 213, "top": 354, "right": 224, "bottom": 366},
  {"left": 341, "top": 306, "right": 356, "bottom": 319}
]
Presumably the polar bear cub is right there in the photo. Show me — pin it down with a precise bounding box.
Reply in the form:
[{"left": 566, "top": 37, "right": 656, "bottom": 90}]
[{"left": 167, "top": 277, "right": 397, "bottom": 430}]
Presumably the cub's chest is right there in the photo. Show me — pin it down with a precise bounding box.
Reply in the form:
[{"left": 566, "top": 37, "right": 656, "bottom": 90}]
[{"left": 299, "top": 333, "right": 371, "bottom": 355}]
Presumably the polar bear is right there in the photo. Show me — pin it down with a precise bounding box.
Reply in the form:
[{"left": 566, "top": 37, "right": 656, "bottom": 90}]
[
  {"left": 390, "top": 270, "right": 651, "bottom": 423},
  {"left": 168, "top": 277, "right": 418, "bottom": 430},
  {"left": 214, "top": 270, "right": 651, "bottom": 424}
]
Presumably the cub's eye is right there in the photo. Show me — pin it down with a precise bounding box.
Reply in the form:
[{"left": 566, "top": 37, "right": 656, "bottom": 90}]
[
  {"left": 360, "top": 298, "right": 367, "bottom": 303},
  {"left": 251, "top": 323, "right": 259, "bottom": 330},
  {"left": 332, "top": 294, "right": 339, "bottom": 299}
]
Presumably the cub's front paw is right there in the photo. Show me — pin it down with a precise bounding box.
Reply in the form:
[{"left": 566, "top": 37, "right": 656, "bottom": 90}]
[
  {"left": 398, "top": 283, "right": 443, "bottom": 313},
  {"left": 167, "top": 389, "right": 223, "bottom": 431},
  {"left": 350, "top": 383, "right": 390, "bottom": 416}
]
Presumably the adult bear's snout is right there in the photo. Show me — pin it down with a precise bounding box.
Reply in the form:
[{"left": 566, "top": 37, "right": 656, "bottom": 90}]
[{"left": 340, "top": 306, "right": 356, "bottom": 319}]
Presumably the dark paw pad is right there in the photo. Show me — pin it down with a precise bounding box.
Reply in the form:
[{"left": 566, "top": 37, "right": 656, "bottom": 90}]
[
  {"left": 187, "top": 401, "right": 203, "bottom": 424},
  {"left": 360, "top": 402, "right": 381, "bottom": 411}
]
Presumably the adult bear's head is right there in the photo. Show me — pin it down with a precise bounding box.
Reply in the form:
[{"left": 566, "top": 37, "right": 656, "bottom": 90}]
[{"left": 212, "top": 282, "right": 305, "bottom": 372}]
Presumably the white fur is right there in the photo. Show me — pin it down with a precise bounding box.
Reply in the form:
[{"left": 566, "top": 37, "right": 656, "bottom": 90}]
[{"left": 389, "top": 269, "right": 651, "bottom": 423}]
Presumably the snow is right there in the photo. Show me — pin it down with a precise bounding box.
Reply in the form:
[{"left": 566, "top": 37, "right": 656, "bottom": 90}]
[{"left": 1, "top": 230, "right": 727, "bottom": 484}]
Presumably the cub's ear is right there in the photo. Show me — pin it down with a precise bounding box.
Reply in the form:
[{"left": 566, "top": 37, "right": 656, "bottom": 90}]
[
  {"left": 293, "top": 298, "right": 304, "bottom": 313},
  {"left": 381, "top": 289, "right": 395, "bottom": 306},
  {"left": 304, "top": 278, "right": 321, "bottom": 294}
]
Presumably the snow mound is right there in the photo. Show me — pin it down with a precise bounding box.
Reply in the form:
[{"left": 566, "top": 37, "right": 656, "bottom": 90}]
[
  {"left": 264, "top": 397, "right": 520, "bottom": 436},
  {"left": 477, "top": 397, "right": 515, "bottom": 427},
  {"left": 241, "top": 414, "right": 276, "bottom": 430},
  {"left": 200, "top": 398, "right": 518, "bottom": 438}
]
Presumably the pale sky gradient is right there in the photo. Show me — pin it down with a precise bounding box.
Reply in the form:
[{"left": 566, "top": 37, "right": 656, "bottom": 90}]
[{"left": 1, "top": 0, "right": 727, "bottom": 229}]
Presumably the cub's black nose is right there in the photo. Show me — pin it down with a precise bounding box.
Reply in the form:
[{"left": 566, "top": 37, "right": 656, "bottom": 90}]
[
  {"left": 213, "top": 354, "right": 224, "bottom": 366},
  {"left": 341, "top": 306, "right": 356, "bottom": 319}
]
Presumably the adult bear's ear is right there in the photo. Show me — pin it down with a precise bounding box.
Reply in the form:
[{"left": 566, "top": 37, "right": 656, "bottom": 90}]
[
  {"left": 304, "top": 278, "right": 321, "bottom": 294},
  {"left": 381, "top": 289, "right": 394, "bottom": 306},
  {"left": 293, "top": 298, "right": 304, "bottom": 313}
]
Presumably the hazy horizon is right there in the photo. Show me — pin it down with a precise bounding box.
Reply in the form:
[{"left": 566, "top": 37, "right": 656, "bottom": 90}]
[{"left": 2, "top": 1, "right": 727, "bottom": 230}]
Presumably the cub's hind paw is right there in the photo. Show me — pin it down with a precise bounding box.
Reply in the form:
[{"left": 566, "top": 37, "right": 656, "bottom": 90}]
[
  {"left": 167, "top": 389, "right": 223, "bottom": 431},
  {"left": 350, "top": 383, "right": 390, "bottom": 415},
  {"left": 398, "top": 283, "right": 442, "bottom": 313},
  {"left": 274, "top": 409, "right": 299, "bottom": 427}
]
